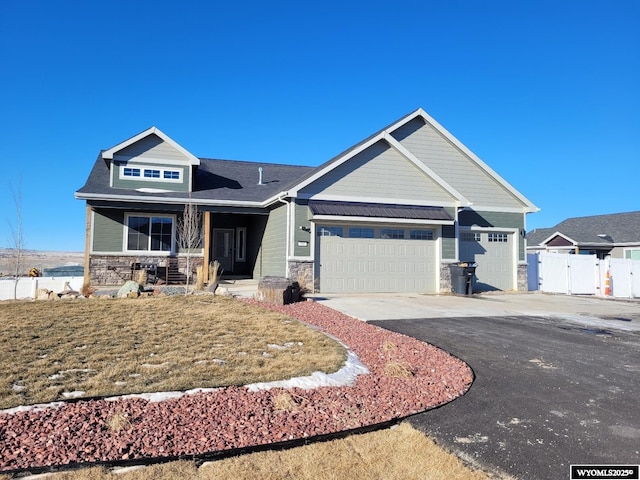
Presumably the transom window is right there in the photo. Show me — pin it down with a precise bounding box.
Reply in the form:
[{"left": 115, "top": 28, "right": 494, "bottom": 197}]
[
  {"left": 126, "top": 215, "right": 173, "bottom": 252},
  {"left": 317, "top": 226, "right": 343, "bottom": 237},
  {"left": 123, "top": 168, "right": 140, "bottom": 177},
  {"left": 461, "top": 232, "right": 481, "bottom": 242},
  {"left": 409, "top": 229, "right": 434, "bottom": 240},
  {"left": 381, "top": 229, "right": 404, "bottom": 239},
  {"left": 488, "top": 233, "right": 508, "bottom": 243},
  {"left": 119, "top": 165, "right": 182, "bottom": 182},
  {"left": 349, "top": 227, "right": 374, "bottom": 238}
]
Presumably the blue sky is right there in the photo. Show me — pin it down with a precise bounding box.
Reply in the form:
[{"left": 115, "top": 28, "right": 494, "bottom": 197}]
[{"left": 0, "top": 0, "right": 638, "bottom": 252}]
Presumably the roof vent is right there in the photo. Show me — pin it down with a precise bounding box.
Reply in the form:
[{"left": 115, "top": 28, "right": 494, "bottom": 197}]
[{"left": 258, "top": 167, "right": 264, "bottom": 186}]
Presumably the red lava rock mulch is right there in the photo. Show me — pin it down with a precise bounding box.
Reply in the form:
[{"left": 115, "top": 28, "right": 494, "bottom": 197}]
[{"left": 0, "top": 300, "right": 473, "bottom": 473}]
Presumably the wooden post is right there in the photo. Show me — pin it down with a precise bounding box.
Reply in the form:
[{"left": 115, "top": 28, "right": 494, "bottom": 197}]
[
  {"left": 83, "top": 205, "right": 92, "bottom": 286},
  {"left": 203, "top": 211, "right": 211, "bottom": 281}
]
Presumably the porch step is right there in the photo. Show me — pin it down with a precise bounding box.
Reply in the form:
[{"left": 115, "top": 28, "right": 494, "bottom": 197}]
[{"left": 165, "top": 258, "right": 186, "bottom": 285}]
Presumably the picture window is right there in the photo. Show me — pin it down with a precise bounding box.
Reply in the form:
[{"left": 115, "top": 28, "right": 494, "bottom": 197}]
[{"left": 126, "top": 215, "right": 173, "bottom": 252}]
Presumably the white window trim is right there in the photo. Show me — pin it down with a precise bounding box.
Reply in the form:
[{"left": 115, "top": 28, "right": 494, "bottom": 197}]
[
  {"left": 119, "top": 164, "right": 183, "bottom": 183},
  {"left": 123, "top": 213, "right": 176, "bottom": 254}
]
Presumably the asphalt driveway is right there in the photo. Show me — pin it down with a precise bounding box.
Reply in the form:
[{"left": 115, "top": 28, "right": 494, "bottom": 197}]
[{"left": 318, "top": 293, "right": 640, "bottom": 480}]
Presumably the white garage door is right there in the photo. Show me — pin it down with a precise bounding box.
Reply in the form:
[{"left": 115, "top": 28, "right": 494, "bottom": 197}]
[
  {"left": 459, "top": 231, "right": 515, "bottom": 291},
  {"left": 317, "top": 225, "right": 438, "bottom": 293}
]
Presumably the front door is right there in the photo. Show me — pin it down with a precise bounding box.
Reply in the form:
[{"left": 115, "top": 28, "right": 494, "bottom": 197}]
[{"left": 213, "top": 229, "right": 234, "bottom": 274}]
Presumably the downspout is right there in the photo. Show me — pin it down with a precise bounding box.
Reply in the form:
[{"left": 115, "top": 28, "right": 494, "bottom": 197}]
[{"left": 277, "top": 193, "right": 290, "bottom": 277}]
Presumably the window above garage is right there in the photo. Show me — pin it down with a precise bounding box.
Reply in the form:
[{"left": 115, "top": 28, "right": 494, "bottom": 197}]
[{"left": 317, "top": 224, "right": 436, "bottom": 240}]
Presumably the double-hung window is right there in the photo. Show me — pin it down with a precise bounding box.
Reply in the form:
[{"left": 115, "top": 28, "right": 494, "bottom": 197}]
[{"left": 127, "top": 215, "right": 173, "bottom": 252}]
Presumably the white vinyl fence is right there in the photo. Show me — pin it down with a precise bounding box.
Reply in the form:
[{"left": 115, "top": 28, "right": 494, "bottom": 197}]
[
  {"left": 0, "top": 276, "right": 84, "bottom": 301},
  {"left": 528, "top": 252, "right": 640, "bottom": 298}
]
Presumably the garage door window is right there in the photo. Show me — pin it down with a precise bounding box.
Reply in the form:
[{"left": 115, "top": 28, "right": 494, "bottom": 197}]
[
  {"left": 349, "top": 227, "right": 374, "bottom": 238},
  {"left": 488, "top": 233, "right": 508, "bottom": 242},
  {"left": 317, "top": 226, "right": 343, "bottom": 237},
  {"left": 409, "top": 229, "right": 434, "bottom": 240},
  {"left": 381, "top": 229, "right": 405, "bottom": 239},
  {"left": 461, "top": 232, "right": 481, "bottom": 242}
]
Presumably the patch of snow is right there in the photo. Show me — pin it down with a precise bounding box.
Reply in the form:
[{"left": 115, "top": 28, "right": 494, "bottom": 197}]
[
  {"left": 2, "top": 402, "right": 67, "bottom": 415},
  {"left": 141, "top": 362, "right": 170, "bottom": 368},
  {"left": 246, "top": 350, "right": 369, "bottom": 392},
  {"left": 107, "top": 387, "right": 221, "bottom": 403},
  {"left": 48, "top": 368, "right": 95, "bottom": 380},
  {"left": 135, "top": 188, "right": 172, "bottom": 193},
  {"left": 12, "top": 384, "right": 26, "bottom": 392},
  {"left": 62, "top": 391, "right": 85, "bottom": 399}
]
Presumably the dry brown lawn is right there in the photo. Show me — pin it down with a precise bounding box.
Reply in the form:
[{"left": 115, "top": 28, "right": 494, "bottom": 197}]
[
  {"left": 0, "top": 295, "right": 346, "bottom": 409},
  {"left": 11, "top": 423, "right": 493, "bottom": 480}
]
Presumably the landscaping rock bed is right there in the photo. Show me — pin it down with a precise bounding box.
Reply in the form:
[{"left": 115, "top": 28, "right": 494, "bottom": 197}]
[{"left": 0, "top": 301, "right": 473, "bottom": 474}]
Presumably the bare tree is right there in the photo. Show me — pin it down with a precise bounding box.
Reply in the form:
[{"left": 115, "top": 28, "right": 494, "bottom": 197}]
[
  {"left": 7, "top": 180, "right": 26, "bottom": 300},
  {"left": 177, "top": 202, "right": 202, "bottom": 294}
]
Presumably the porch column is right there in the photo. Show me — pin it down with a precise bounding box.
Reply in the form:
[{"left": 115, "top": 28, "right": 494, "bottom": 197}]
[
  {"left": 203, "top": 211, "right": 211, "bottom": 280},
  {"left": 83, "top": 205, "right": 92, "bottom": 286}
]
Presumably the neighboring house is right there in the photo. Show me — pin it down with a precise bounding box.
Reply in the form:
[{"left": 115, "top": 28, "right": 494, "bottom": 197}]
[
  {"left": 75, "top": 108, "right": 538, "bottom": 293},
  {"left": 527, "top": 211, "right": 640, "bottom": 260}
]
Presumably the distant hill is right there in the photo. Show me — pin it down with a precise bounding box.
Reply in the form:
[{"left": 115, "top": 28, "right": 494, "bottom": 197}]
[{"left": 0, "top": 249, "right": 84, "bottom": 276}]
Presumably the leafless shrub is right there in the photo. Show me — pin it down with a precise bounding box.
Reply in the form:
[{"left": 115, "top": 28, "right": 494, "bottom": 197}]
[
  {"left": 81, "top": 280, "right": 96, "bottom": 297},
  {"left": 107, "top": 412, "right": 131, "bottom": 433},
  {"left": 385, "top": 361, "right": 414, "bottom": 378}
]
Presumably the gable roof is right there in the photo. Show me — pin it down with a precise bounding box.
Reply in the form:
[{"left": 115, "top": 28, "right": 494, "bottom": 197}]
[
  {"left": 101, "top": 126, "right": 200, "bottom": 166},
  {"left": 287, "top": 108, "right": 538, "bottom": 213},
  {"left": 527, "top": 211, "right": 640, "bottom": 246}
]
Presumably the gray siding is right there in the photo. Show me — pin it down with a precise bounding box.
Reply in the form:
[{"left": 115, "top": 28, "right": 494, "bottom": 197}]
[
  {"left": 391, "top": 118, "right": 525, "bottom": 209},
  {"left": 118, "top": 134, "right": 188, "bottom": 161},
  {"left": 299, "top": 140, "right": 456, "bottom": 203},
  {"left": 92, "top": 209, "right": 124, "bottom": 252},
  {"left": 253, "top": 203, "right": 287, "bottom": 278},
  {"left": 441, "top": 225, "right": 456, "bottom": 259},
  {"left": 460, "top": 210, "right": 526, "bottom": 261},
  {"left": 293, "top": 200, "right": 312, "bottom": 257}
]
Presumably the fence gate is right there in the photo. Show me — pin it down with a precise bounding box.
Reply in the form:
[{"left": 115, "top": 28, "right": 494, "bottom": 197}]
[
  {"left": 531, "top": 252, "right": 639, "bottom": 298},
  {"left": 537, "top": 252, "right": 598, "bottom": 295}
]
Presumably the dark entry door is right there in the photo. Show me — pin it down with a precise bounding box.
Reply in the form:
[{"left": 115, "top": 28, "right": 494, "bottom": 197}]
[{"left": 213, "top": 229, "right": 234, "bottom": 274}]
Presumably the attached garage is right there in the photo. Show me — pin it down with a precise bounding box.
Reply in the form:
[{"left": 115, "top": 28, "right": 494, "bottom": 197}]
[
  {"left": 459, "top": 230, "right": 516, "bottom": 291},
  {"left": 316, "top": 224, "right": 438, "bottom": 293}
]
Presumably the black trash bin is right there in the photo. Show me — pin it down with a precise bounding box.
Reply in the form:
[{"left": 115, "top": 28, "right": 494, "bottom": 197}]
[{"left": 449, "top": 262, "right": 477, "bottom": 295}]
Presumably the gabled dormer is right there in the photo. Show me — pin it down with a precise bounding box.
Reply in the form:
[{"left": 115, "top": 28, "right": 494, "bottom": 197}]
[{"left": 101, "top": 127, "right": 200, "bottom": 193}]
